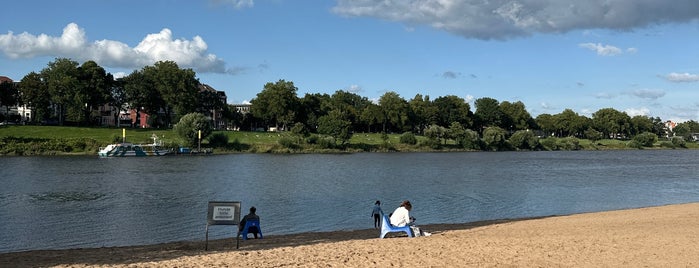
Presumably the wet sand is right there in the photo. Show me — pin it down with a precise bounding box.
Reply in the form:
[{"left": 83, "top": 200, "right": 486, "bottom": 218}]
[{"left": 2, "top": 202, "right": 699, "bottom": 267}]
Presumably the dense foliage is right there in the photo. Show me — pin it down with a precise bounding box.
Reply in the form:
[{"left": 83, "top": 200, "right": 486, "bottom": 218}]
[{"left": 2, "top": 58, "right": 698, "bottom": 152}]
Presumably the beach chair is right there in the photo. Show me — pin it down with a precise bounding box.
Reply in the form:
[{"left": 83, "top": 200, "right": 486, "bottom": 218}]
[
  {"left": 380, "top": 214, "right": 413, "bottom": 238},
  {"left": 239, "top": 219, "right": 263, "bottom": 240}
]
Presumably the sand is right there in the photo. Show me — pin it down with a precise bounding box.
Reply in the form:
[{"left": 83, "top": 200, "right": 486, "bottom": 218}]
[{"left": 2, "top": 202, "right": 699, "bottom": 267}]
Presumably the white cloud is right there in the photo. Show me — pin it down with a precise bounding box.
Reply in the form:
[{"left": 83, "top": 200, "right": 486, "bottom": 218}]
[
  {"left": 0, "top": 23, "right": 230, "bottom": 74},
  {"left": 346, "top": 84, "right": 363, "bottom": 94},
  {"left": 332, "top": 0, "right": 699, "bottom": 40},
  {"left": 464, "top": 94, "right": 474, "bottom": 103},
  {"left": 663, "top": 72, "right": 699, "bottom": 82},
  {"left": 579, "top": 43, "right": 622, "bottom": 56},
  {"left": 211, "top": 0, "right": 253, "bottom": 9},
  {"left": 625, "top": 107, "right": 650, "bottom": 117}
]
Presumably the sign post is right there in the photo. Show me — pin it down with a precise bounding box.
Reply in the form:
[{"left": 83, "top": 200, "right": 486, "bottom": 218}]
[{"left": 205, "top": 201, "right": 241, "bottom": 250}]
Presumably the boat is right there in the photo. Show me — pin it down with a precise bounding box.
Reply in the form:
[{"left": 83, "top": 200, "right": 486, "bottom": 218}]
[{"left": 98, "top": 133, "right": 172, "bottom": 157}]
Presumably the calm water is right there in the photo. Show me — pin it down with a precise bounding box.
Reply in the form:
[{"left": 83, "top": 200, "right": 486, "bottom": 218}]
[{"left": 0, "top": 150, "right": 697, "bottom": 253}]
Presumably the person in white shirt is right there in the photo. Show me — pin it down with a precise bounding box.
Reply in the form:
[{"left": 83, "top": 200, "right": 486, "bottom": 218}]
[
  {"left": 389, "top": 200, "right": 430, "bottom": 236},
  {"left": 389, "top": 200, "right": 413, "bottom": 227}
]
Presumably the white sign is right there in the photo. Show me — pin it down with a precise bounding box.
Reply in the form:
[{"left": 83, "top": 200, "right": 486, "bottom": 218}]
[{"left": 213, "top": 206, "right": 235, "bottom": 221}]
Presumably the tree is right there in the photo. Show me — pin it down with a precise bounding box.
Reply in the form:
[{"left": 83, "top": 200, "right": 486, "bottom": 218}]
[
  {"left": 317, "top": 110, "right": 352, "bottom": 145},
  {"left": 508, "top": 130, "right": 539, "bottom": 150},
  {"left": 629, "top": 115, "right": 654, "bottom": 136},
  {"left": 424, "top": 124, "right": 447, "bottom": 146},
  {"left": 408, "top": 94, "right": 437, "bottom": 133},
  {"left": 474, "top": 97, "right": 502, "bottom": 131},
  {"left": 41, "top": 58, "right": 80, "bottom": 125},
  {"left": 76, "top": 60, "right": 112, "bottom": 125},
  {"left": 592, "top": 108, "right": 631, "bottom": 139},
  {"left": 123, "top": 70, "right": 163, "bottom": 126},
  {"left": 250, "top": 79, "right": 300, "bottom": 131},
  {"left": 535, "top": 113, "right": 556, "bottom": 137},
  {"left": 433, "top": 95, "right": 472, "bottom": 128},
  {"left": 500, "top": 101, "right": 534, "bottom": 131},
  {"left": 554, "top": 109, "right": 589, "bottom": 137},
  {"left": 0, "top": 79, "right": 19, "bottom": 122},
  {"left": 174, "top": 113, "right": 213, "bottom": 147},
  {"left": 328, "top": 90, "right": 371, "bottom": 132},
  {"left": 142, "top": 61, "right": 200, "bottom": 126},
  {"left": 19, "top": 72, "right": 50, "bottom": 123},
  {"left": 299, "top": 93, "right": 330, "bottom": 132},
  {"left": 359, "top": 102, "right": 384, "bottom": 133},
  {"left": 482, "top": 126, "right": 507, "bottom": 151},
  {"left": 378, "top": 91, "right": 410, "bottom": 133}
]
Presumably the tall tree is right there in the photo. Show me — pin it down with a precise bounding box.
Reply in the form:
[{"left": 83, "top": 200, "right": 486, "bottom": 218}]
[
  {"left": 535, "top": 113, "right": 556, "bottom": 137},
  {"left": 142, "top": 61, "right": 200, "bottom": 126},
  {"left": 41, "top": 58, "right": 80, "bottom": 125},
  {"left": 123, "top": 70, "right": 163, "bottom": 126},
  {"left": 76, "top": 60, "right": 112, "bottom": 125},
  {"left": 433, "top": 95, "right": 472, "bottom": 129},
  {"left": 378, "top": 91, "right": 410, "bottom": 133},
  {"left": 18, "top": 72, "right": 50, "bottom": 123},
  {"left": 474, "top": 97, "right": 502, "bottom": 131},
  {"left": 250, "top": 79, "right": 300, "bottom": 130},
  {"left": 499, "top": 101, "right": 534, "bottom": 131},
  {"left": 408, "top": 94, "right": 436, "bottom": 133},
  {"left": 0, "top": 79, "right": 19, "bottom": 121},
  {"left": 592, "top": 108, "right": 631, "bottom": 139}
]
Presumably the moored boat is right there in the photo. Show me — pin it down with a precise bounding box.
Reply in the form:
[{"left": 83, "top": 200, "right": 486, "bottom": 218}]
[
  {"left": 98, "top": 132, "right": 171, "bottom": 157},
  {"left": 98, "top": 142, "right": 172, "bottom": 157}
]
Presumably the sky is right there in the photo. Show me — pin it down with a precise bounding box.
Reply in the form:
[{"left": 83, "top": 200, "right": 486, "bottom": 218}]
[{"left": 1, "top": 0, "right": 698, "bottom": 122}]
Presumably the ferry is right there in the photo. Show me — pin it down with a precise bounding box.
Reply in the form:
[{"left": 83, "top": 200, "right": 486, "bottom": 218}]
[{"left": 98, "top": 133, "right": 172, "bottom": 157}]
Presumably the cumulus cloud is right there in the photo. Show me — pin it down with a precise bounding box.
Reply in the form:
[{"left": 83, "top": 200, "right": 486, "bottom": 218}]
[
  {"left": 629, "top": 89, "right": 665, "bottom": 100},
  {"left": 662, "top": 72, "right": 699, "bottom": 82},
  {"left": 0, "top": 23, "right": 231, "bottom": 74},
  {"left": 625, "top": 107, "right": 650, "bottom": 117},
  {"left": 332, "top": 0, "right": 699, "bottom": 40}
]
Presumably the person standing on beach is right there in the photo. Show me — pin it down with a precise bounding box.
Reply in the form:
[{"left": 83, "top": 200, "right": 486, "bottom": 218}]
[{"left": 372, "top": 200, "right": 383, "bottom": 228}]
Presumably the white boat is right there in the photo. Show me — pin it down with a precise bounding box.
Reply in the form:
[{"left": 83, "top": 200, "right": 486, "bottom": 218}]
[{"left": 98, "top": 133, "right": 171, "bottom": 157}]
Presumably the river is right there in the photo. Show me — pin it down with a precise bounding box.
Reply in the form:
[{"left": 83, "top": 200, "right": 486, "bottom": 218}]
[{"left": 0, "top": 150, "right": 697, "bottom": 253}]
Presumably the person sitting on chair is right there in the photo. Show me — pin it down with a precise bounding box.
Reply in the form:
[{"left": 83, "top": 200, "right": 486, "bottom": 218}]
[
  {"left": 239, "top": 206, "right": 260, "bottom": 239},
  {"left": 389, "top": 200, "right": 430, "bottom": 236}
]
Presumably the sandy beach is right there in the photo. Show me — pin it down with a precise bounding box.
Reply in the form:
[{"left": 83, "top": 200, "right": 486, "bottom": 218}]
[{"left": 2, "top": 202, "right": 699, "bottom": 267}]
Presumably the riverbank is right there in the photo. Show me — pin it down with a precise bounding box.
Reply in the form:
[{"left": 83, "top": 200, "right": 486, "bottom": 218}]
[
  {"left": 2, "top": 202, "right": 697, "bottom": 267},
  {"left": 1, "top": 125, "right": 696, "bottom": 156}
]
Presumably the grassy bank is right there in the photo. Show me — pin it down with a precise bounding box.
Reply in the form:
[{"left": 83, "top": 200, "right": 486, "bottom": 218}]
[{"left": 0, "top": 125, "right": 695, "bottom": 156}]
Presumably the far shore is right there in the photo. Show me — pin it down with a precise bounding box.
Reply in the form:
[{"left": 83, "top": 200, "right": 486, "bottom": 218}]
[{"left": 3, "top": 202, "right": 699, "bottom": 267}]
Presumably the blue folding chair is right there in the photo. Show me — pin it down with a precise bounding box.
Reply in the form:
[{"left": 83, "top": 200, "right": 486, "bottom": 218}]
[
  {"left": 239, "top": 219, "right": 263, "bottom": 240},
  {"left": 380, "top": 214, "right": 413, "bottom": 238}
]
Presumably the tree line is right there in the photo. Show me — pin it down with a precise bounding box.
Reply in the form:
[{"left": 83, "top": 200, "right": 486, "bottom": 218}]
[{"left": 1, "top": 58, "right": 697, "bottom": 148}]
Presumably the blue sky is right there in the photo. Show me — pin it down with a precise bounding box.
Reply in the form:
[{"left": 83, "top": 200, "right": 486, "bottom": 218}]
[{"left": 1, "top": 0, "right": 698, "bottom": 122}]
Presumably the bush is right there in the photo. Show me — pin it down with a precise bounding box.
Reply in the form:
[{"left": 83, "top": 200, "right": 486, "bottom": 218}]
[
  {"left": 539, "top": 137, "right": 557, "bottom": 150},
  {"left": 508, "top": 130, "right": 539, "bottom": 150},
  {"left": 278, "top": 136, "right": 298, "bottom": 149},
  {"left": 174, "top": 113, "right": 213, "bottom": 147},
  {"left": 557, "top": 137, "right": 580, "bottom": 150},
  {"left": 632, "top": 132, "right": 658, "bottom": 147},
  {"left": 671, "top": 136, "right": 687, "bottom": 148},
  {"left": 482, "top": 126, "right": 507, "bottom": 151},
  {"left": 207, "top": 133, "right": 229, "bottom": 148},
  {"left": 399, "top": 132, "right": 417, "bottom": 145},
  {"left": 660, "top": 141, "right": 675, "bottom": 149},
  {"left": 627, "top": 140, "right": 644, "bottom": 149}
]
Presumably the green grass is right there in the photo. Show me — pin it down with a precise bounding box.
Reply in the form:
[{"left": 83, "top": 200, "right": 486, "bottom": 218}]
[{"left": 0, "top": 125, "right": 696, "bottom": 155}]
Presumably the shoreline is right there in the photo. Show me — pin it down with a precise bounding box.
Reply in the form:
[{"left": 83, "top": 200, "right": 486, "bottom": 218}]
[{"left": 3, "top": 202, "right": 699, "bottom": 267}]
